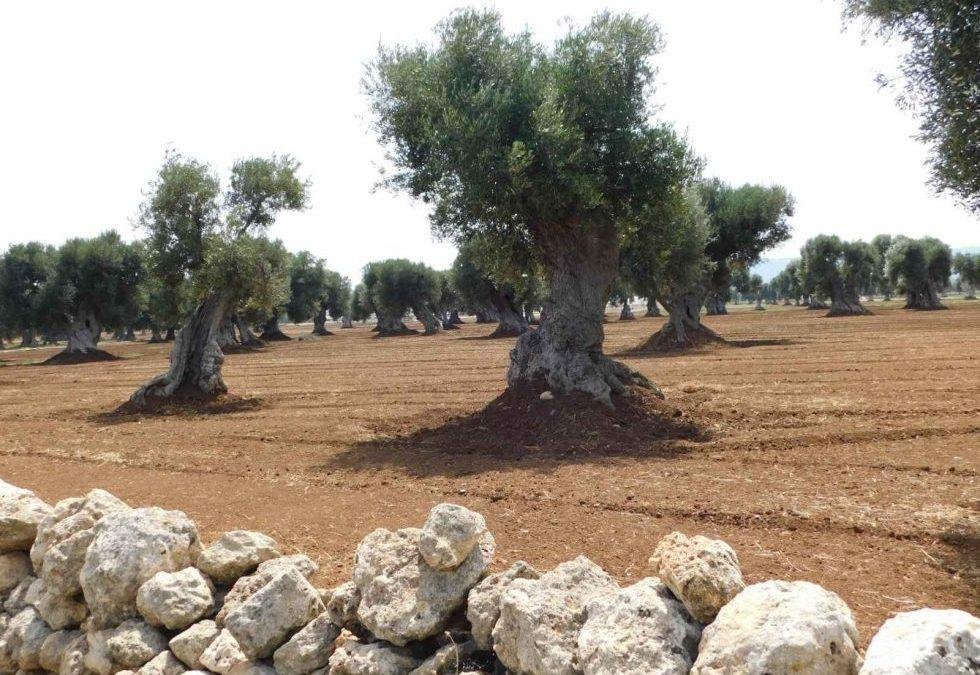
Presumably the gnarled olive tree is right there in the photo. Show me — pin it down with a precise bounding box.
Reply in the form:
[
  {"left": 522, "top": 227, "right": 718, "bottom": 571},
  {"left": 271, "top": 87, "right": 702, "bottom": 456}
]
[
  {"left": 800, "top": 235, "right": 875, "bottom": 316},
  {"left": 364, "top": 259, "right": 443, "bottom": 336},
  {"left": 286, "top": 251, "right": 350, "bottom": 335},
  {"left": 953, "top": 252, "right": 978, "bottom": 299},
  {"left": 367, "top": 10, "right": 699, "bottom": 405},
  {"left": 885, "top": 236, "right": 952, "bottom": 310}
]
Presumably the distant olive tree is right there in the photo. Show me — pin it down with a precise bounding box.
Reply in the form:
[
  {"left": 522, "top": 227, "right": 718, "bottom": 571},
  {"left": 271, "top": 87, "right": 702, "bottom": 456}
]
[
  {"left": 0, "top": 242, "right": 54, "bottom": 347},
  {"left": 800, "top": 235, "right": 876, "bottom": 316},
  {"left": 363, "top": 259, "right": 443, "bottom": 335},
  {"left": 286, "top": 251, "right": 350, "bottom": 335},
  {"left": 885, "top": 236, "right": 952, "bottom": 310},
  {"left": 953, "top": 252, "right": 978, "bottom": 299}
]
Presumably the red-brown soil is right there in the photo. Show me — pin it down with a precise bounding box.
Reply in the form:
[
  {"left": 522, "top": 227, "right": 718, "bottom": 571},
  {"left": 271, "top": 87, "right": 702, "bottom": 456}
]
[{"left": 1, "top": 300, "right": 977, "bottom": 646}]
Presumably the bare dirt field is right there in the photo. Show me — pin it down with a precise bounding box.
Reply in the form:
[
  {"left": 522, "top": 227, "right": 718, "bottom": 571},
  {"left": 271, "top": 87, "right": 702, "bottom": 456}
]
[{"left": 1, "top": 301, "right": 977, "bottom": 645}]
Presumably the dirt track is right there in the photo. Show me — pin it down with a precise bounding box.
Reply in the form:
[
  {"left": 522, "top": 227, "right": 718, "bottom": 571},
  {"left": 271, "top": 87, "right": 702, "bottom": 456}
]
[{"left": 1, "top": 301, "right": 977, "bottom": 644}]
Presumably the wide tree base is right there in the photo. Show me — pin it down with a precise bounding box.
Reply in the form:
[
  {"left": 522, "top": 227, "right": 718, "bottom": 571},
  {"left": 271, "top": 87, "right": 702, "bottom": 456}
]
[
  {"left": 259, "top": 330, "right": 292, "bottom": 341},
  {"left": 487, "top": 324, "right": 526, "bottom": 338},
  {"left": 634, "top": 323, "right": 725, "bottom": 353},
  {"left": 115, "top": 390, "right": 260, "bottom": 416},
  {"left": 826, "top": 303, "right": 872, "bottom": 317},
  {"left": 311, "top": 328, "right": 335, "bottom": 337},
  {"left": 41, "top": 349, "right": 120, "bottom": 365}
]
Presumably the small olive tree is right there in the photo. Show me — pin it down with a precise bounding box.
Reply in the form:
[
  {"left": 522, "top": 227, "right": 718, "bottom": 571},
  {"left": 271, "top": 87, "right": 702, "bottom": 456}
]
[
  {"left": 0, "top": 242, "right": 54, "bottom": 347},
  {"left": 800, "top": 235, "right": 875, "bottom": 316},
  {"left": 364, "top": 259, "right": 443, "bottom": 335},
  {"left": 952, "top": 252, "right": 978, "bottom": 299},
  {"left": 286, "top": 251, "right": 351, "bottom": 335},
  {"left": 885, "top": 236, "right": 952, "bottom": 310}
]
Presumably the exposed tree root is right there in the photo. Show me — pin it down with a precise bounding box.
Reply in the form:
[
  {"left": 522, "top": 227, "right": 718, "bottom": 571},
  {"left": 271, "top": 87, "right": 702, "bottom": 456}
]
[{"left": 41, "top": 349, "right": 120, "bottom": 365}]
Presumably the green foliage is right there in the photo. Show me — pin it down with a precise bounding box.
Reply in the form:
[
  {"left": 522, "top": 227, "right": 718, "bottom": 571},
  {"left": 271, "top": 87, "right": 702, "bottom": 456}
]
[
  {"left": 953, "top": 251, "right": 980, "bottom": 290},
  {"left": 350, "top": 283, "right": 373, "bottom": 322},
  {"left": 800, "top": 235, "right": 876, "bottom": 302},
  {"left": 196, "top": 235, "right": 290, "bottom": 324},
  {"left": 0, "top": 242, "right": 54, "bottom": 334},
  {"left": 885, "top": 235, "right": 953, "bottom": 296},
  {"left": 363, "top": 259, "right": 441, "bottom": 322},
  {"left": 227, "top": 155, "right": 310, "bottom": 231},
  {"left": 869, "top": 233, "right": 894, "bottom": 296},
  {"left": 285, "top": 251, "right": 350, "bottom": 323},
  {"left": 845, "top": 1, "right": 980, "bottom": 212}
]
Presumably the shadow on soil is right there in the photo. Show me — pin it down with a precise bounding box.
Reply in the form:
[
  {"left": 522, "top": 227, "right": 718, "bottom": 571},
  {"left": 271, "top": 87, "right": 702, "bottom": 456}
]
[
  {"left": 320, "top": 383, "right": 709, "bottom": 478},
  {"left": 615, "top": 336, "right": 798, "bottom": 359},
  {"left": 90, "top": 393, "right": 263, "bottom": 425}
]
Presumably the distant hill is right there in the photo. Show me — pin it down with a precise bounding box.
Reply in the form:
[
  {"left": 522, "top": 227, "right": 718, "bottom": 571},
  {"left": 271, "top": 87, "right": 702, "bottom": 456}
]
[{"left": 752, "top": 246, "right": 979, "bottom": 282}]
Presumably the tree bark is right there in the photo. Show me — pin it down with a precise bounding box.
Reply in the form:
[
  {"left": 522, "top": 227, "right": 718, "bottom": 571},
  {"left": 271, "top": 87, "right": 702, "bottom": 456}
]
[
  {"left": 216, "top": 317, "right": 238, "bottom": 350},
  {"left": 827, "top": 278, "right": 870, "bottom": 316},
  {"left": 376, "top": 313, "right": 411, "bottom": 335},
  {"left": 149, "top": 325, "right": 164, "bottom": 343},
  {"left": 754, "top": 294, "right": 765, "bottom": 310},
  {"left": 65, "top": 311, "right": 102, "bottom": 354},
  {"left": 449, "top": 310, "right": 463, "bottom": 325},
  {"left": 704, "top": 293, "right": 727, "bottom": 315},
  {"left": 19, "top": 329, "right": 38, "bottom": 348},
  {"left": 645, "top": 299, "right": 661, "bottom": 317},
  {"left": 474, "top": 307, "right": 497, "bottom": 324},
  {"left": 312, "top": 306, "right": 332, "bottom": 336},
  {"left": 508, "top": 224, "right": 654, "bottom": 407},
  {"left": 260, "top": 316, "right": 291, "bottom": 341},
  {"left": 413, "top": 303, "right": 442, "bottom": 335},
  {"left": 165, "top": 327, "right": 176, "bottom": 341},
  {"left": 965, "top": 283, "right": 976, "bottom": 300},
  {"left": 619, "top": 303, "right": 635, "bottom": 320},
  {"left": 233, "top": 315, "right": 264, "bottom": 347},
  {"left": 649, "top": 289, "right": 720, "bottom": 349},
  {"left": 904, "top": 280, "right": 945, "bottom": 310},
  {"left": 489, "top": 289, "right": 528, "bottom": 337},
  {"left": 341, "top": 314, "right": 353, "bottom": 329},
  {"left": 130, "top": 293, "right": 228, "bottom": 406}
]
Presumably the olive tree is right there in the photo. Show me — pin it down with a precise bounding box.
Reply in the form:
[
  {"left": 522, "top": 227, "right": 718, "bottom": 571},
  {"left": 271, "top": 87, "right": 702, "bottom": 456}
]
[
  {"left": 131, "top": 154, "right": 308, "bottom": 405},
  {"left": 885, "top": 236, "right": 952, "bottom": 310},
  {"left": 363, "top": 259, "right": 442, "bottom": 335},
  {"left": 870, "top": 234, "right": 894, "bottom": 300},
  {"left": 749, "top": 274, "right": 765, "bottom": 310},
  {"left": 286, "top": 251, "right": 351, "bottom": 335},
  {"left": 0, "top": 242, "right": 54, "bottom": 347},
  {"left": 952, "top": 252, "right": 978, "bottom": 299},
  {"left": 449, "top": 238, "right": 528, "bottom": 337},
  {"left": 799, "top": 235, "right": 875, "bottom": 316},
  {"left": 368, "top": 10, "right": 699, "bottom": 404}
]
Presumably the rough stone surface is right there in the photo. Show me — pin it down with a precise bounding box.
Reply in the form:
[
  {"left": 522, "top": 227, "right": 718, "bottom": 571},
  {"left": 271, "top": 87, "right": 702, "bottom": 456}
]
[
  {"left": 227, "top": 662, "right": 277, "bottom": 675},
  {"left": 409, "top": 640, "right": 477, "bottom": 675},
  {"left": 327, "top": 636, "right": 420, "bottom": 675},
  {"left": 137, "top": 650, "right": 188, "bottom": 675},
  {"left": 216, "top": 554, "right": 317, "bottom": 625},
  {"left": 80, "top": 507, "right": 201, "bottom": 627},
  {"left": 169, "top": 619, "right": 220, "bottom": 669},
  {"left": 492, "top": 556, "right": 619, "bottom": 675},
  {"left": 58, "top": 630, "right": 89, "bottom": 675},
  {"left": 137, "top": 567, "right": 214, "bottom": 630},
  {"left": 324, "top": 581, "right": 360, "bottom": 630},
  {"left": 34, "top": 587, "right": 89, "bottom": 629},
  {"left": 3, "top": 606, "right": 52, "bottom": 670},
  {"left": 0, "top": 553, "right": 32, "bottom": 594},
  {"left": 195, "top": 531, "right": 280, "bottom": 585},
  {"left": 3, "top": 576, "right": 38, "bottom": 613},
  {"left": 84, "top": 628, "right": 115, "bottom": 675},
  {"left": 222, "top": 567, "right": 323, "bottom": 659},
  {"left": 199, "top": 628, "right": 249, "bottom": 674},
  {"left": 578, "top": 577, "right": 701, "bottom": 675},
  {"left": 106, "top": 619, "right": 170, "bottom": 670},
  {"left": 38, "top": 629, "right": 83, "bottom": 672},
  {"left": 649, "top": 531, "right": 745, "bottom": 623},
  {"left": 0, "top": 480, "right": 52, "bottom": 553},
  {"left": 692, "top": 580, "right": 860, "bottom": 675},
  {"left": 272, "top": 612, "right": 340, "bottom": 675},
  {"left": 859, "top": 608, "right": 980, "bottom": 674},
  {"left": 354, "top": 527, "right": 494, "bottom": 646},
  {"left": 466, "top": 560, "right": 540, "bottom": 650},
  {"left": 418, "top": 504, "right": 487, "bottom": 571}
]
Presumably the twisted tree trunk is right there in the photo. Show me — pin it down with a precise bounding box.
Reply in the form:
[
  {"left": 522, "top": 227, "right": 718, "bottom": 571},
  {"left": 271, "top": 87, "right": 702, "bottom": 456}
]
[
  {"left": 508, "top": 224, "right": 653, "bottom": 407},
  {"left": 645, "top": 298, "right": 661, "bottom": 317},
  {"left": 312, "top": 306, "right": 332, "bottom": 336},
  {"left": 376, "top": 313, "right": 411, "bottom": 335},
  {"left": 490, "top": 289, "right": 528, "bottom": 337},
  {"left": 19, "top": 329, "right": 38, "bottom": 348},
  {"left": 904, "top": 280, "right": 945, "bottom": 310},
  {"left": 619, "top": 303, "right": 635, "bottom": 320},
  {"left": 965, "top": 282, "right": 976, "bottom": 300},
  {"left": 233, "top": 315, "right": 264, "bottom": 347},
  {"left": 260, "top": 316, "right": 291, "bottom": 341},
  {"left": 474, "top": 308, "right": 497, "bottom": 324},
  {"left": 449, "top": 310, "right": 463, "bottom": 325},
  {"left": 827, "top": 278, "right": 870, "bottom": 316},
  {"left": 648, "top": 289, "right": 720, "bottom": 349},
  {"left": 216, "top": 318, "right": 238, "bottom": 350},
  {"left": 65, "top": 311, "right": 102, "bottom": 354},
  {"left": 341, "top": 314, "right": 353, "bottom": 328},
  {"left": 165, "top": 327, "right": 176, "bottom": 341},
  {"left": 413, "top": 303, "right": 442, "bottom": 335},
  {"left": 754, "top": 294, "right": 765, "bottom": 310},
  {"left": 130, "top": 293, "right": 228, "bottom": 406},
  {"left": 704, "top": 293, "right": 727, "bottom": 315},
  {"left": 149, "top": 325, "right": 164, "bottom": 343}
]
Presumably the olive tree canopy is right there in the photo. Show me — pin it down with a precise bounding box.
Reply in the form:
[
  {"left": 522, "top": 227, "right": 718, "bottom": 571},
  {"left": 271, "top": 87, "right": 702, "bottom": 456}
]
[
  {"left": 800, "top": 235, "right": 875, "bottom": 316},
  {"left": 885, "top": 235, "right": 952, "bottom": 309}
]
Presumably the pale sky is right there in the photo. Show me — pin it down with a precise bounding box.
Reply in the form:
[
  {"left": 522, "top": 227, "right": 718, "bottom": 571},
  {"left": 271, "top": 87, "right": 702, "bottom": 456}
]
[{"left": 1, "top": 0, "right": 976, "bottom": 282}]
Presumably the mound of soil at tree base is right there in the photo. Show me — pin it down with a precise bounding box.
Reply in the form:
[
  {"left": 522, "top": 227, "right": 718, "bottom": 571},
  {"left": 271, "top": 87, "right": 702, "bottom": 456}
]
[
  {"left": 628, "top": 325, "right": 728, "bottom": 354},
  {"left": 366, "top": 382, "right": 708, "bottom": 460},
  {"left": 221, "top": 342, "right": 266, "bottom": 354},
  {"left": 259, "top": 331, "right": 292, "bottom": 341},
  {"left": 40, "top": 349, "right": 121, "bottom": 365},
  {"left": 486, "top": 325, "right": 525, "bottom": 339},
  {"left": 111, "top": 390, "right": 261, "bottom": 417}
]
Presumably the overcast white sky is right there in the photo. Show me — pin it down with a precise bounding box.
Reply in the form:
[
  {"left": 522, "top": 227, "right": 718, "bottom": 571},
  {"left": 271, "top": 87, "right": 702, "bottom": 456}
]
[{"left": 0, "top": 0, "right": 976, "bottom": 281}]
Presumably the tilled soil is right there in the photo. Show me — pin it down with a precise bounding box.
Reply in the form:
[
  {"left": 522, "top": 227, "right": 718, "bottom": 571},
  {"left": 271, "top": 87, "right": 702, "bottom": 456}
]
[{"left": 1, "top": 301, "right": 977, "bottom": 645}]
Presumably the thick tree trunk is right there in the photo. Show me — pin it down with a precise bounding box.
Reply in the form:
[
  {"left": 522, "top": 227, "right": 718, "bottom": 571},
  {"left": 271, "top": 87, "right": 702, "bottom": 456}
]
[
  {"left": 260, "top": 316, "right": 291, "bottom": 341},
  {"left": 490, "top": 290, "right": 528, "bottom": 337},
  {"left": 648, "top": 290, "right": 720, "bottom": 349},
  {"left": 216, "top": 317, "right": 238, "bottom": 350},
  {"left": 65, "top": 312, "right": 102, "bottom": 354},
  {"left": 645, "top": 298, "right": 661, "bottom": 317},
  {"left": 341, "top": 314, "right": 353, "bottom": 329},
  {"left": 312, "top": 306, "right": 332, "bottom": 336},
  {"left": 619, "top": 303, "right": 635, "bottom": 321},
  {"left": 413, "top": 303, "right": 442, "bottom": 335},
  {"left": 827, "top": 279, "right": 870, "bottom": 316},
  {"left": 19, "top": 329, "right": 38, "bottom": 348},
  {"left": 965, "top": 283, "right": 976, "bottom": 300},
  {"left": 474, "top": 307, "right": 497, "bottom": 324},
  {"left": 149, "top": 325, "right": 164, "bottom": 343},
  {"left": 130, "top": 293, "right": 228, "bottom": 406},
  {"left": 704, "top": 293, "right": 727, "bottom": 315},
  {"left": 376, "top": 313, "right": 411, "bottom": 335},
  {"left": 807, "top": 295, "right": 828, "bottom": 310},
  {"left": 754, "top": 295, "right": 765, "bottom": 310},
  {"left": 165, "top": 327, "right": 176, "bottom": 341},
  {"left": 233, "top": 315, "right": 264, "bottom": 347},
  {"left": 125, "top": 326, "right": 136, "bottom": 341},
  {"left": 508, "top": 224, "right": 653, "bottom": 407},
  {"left": 904, "top": 281, "right": 945, "bottom": 310},
  {"left": 449, "top": 310, "right": 463, "bottom": 325}
]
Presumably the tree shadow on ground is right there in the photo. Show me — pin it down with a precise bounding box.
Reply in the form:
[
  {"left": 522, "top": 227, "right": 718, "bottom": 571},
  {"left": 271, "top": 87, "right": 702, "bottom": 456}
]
[
  {"left": 937, "top": 524, "right": 980, "bottom": 613},
  {"left": 90, "top": 393, "right": 263, "bottom": 425},
  {"left": 319, "top": 384, "right": 709, "bottom": 479},
  {"left": 614, "top": 336, "right": 798, "bottom": 359},
  {"left": 35, "top": 349, "right": 121, "bottom": 366}
]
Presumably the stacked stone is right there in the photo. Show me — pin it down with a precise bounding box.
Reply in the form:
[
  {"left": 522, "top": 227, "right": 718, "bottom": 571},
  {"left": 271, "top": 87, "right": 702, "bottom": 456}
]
[{"left": 0, "top": 479, "right": 976, "bottom": 675}]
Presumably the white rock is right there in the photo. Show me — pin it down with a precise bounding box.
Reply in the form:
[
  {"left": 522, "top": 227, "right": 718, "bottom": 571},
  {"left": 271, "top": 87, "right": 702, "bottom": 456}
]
[
  {"left": 466, "top": 560, "right": 540, "bottom": 650},
  {"left": 106, "top": 619, "right": 170, "bottom": 670},
  {"left": 409, "top": 640, "right": 477, "bottom": 675},
  {"left": 3, "top": 607, "right": 52, "bottom": 670},
  {"left": 169, "top": 620, "right": 220, "bottom": 670},
  {"left": 692, "top": 580, "right": 860, "bottom": 675},
  {"left": 198, "top": 629, "right": 249, "bottom": 674},
  {"left": 33, "top": 587, "right": 88, "bottom": 629},
  {"left": 80, "top": 507, "right": 201, "bottom": 627},
  {"left": 57, "top": 629, "right": 89, "bottom": 675},
  {"left": 0, "top": 481, "right": 52, "bottom": 552},
  {"left": 649, "top": 531, "right": 744, "bottom": 623},
  {"left": 578, "top": 577, "right": 701, "bottom": 675},
  {"left": 418, "top": 504, "right": 487, "bottom": 571},
  {"left": 215, "top": 554, "right": 317, "bottom": 625},
  {"left": 272, "top": 612, "right": 340, "bottom": 675},
  {"left": 137, "top": 650, "right": 188, "bottom": 675},
  {"left": 3, "top": 576, "right": 37, "bottom": 613},
  {"left": 0, "top": 553, "right": 32, "bottom": 593},
  {"left": 327, "top": 636, "right": 419, "bottom": 675},
  {"left": 226, "top": 663, "right": 277, "bottom": 675},
  {"left": 492, "top": 556, "right": 619, "bottom": 675},
  {"left": 324, "top": 581, "right": 360, "bottom": 629},
  {"left": 860, "top": 608, "right": 980, "bottom": 674},
  {"left": 137, "top": 567, "right": 214, "bottom": 630},
  {"left": 195, "top": 531, "right": 280, "bottom": 585},
  {"left": 354, "top": 527, "right": 494, "bottom": 646},
  {"left": 222, "top": 566, "right": 324, "bottom": 659},
  {"left": 38, "top": 629, "right": 83, "bottom": 672},
  {"left": 539, "top": 391, "right": 554, "bottom": 401},
  {"left": 84, "top": 629, "right": 115, "bottom": 675}
]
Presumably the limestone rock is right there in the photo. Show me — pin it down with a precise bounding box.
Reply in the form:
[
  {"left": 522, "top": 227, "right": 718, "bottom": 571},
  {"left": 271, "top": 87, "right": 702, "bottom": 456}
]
[
  {"left": 578, "top": 577, "right": 701, "bottom": 675},
  {"left": 106, "top": 619, "right": 170, "bottom": 670},
  {"left": 215, "top": 554, "right": 317, "bottom": 625},
  {"left": 327, "top": 636, "right": 419, "bottom": 675},
  {"left": 222, "top": 566, "right": 323, "bottom": 659},
  {"left": 80, "top": 508, "right": 201, "bottom": 627},
  {"left": 354, "top": 527, "right": 494, "bottom": 646},
  {"left": 492, "top": 556, "right": 619, "bottom": 675},
  {"left": 38, "top": 628, "right": 83, "bottom": 672},
  {"left": 58, "top": 630, "right": 89, "bottom": 675},
  {"left": 195, "top": 531, "right": 280, "bottom": 585},
  {"left": 466, "top": 561, "right": 540, "bottom": 650},
  {"left": 3, "top": 576, "right": 38, "bottom": 613},
  {"left": 272, "top": 612, "right": 340, "bottom": 675},
  {"left": 409, "top": 640, "right": 477, "bottom": 675},
  {"left": 0, "top": 481, "right": 52, "bottom": 553},
  {"left": 860, "top": 608, "right": 979, "bottom": 674},
  {"left": 199, "top": 629, "right": 249, "bottom": 674},
  {"left": 0, "top": 553, "right": 32, "bottom": 594},
  {"left": 137, "top": 567, "right": 214, "bottom": 630},
  {"left": 418, "top": 504, "right": 487, "bottom": 571},
  {"left": 84, "top": 629, "right": 115, "bottom": 675},
  {"left": 169, "top": 620, "right": 220, "bottom": 669},
  {"left": 137, "top": 650, "right": 188, "bottom": 675},
  {"left": 691, "top": 580, "right": 860, "bottom": 675},
  {"left": 3, "top": 607, "right": 52, "bottom": 671},
  {"left": 34, "top": 587, "right": 88, "bottom": 629},
  {"left": 227, "top": 663, "right": 277, "bottom": 675},
  {"left": 649, "top": 531, "right": 744, "bottom": 623},
  {"left": 324, "top": 581, "right": 360, "bottom": 630}
]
